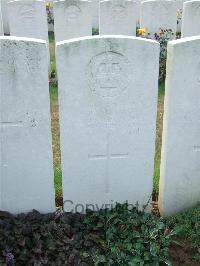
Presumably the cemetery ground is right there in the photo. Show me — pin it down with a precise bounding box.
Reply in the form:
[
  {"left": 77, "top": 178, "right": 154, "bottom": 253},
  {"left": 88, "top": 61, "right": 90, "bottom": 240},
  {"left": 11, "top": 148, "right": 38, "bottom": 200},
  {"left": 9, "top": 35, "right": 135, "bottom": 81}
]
[{"left": 0, "top": 34, "right": 199, "bottom": 265}]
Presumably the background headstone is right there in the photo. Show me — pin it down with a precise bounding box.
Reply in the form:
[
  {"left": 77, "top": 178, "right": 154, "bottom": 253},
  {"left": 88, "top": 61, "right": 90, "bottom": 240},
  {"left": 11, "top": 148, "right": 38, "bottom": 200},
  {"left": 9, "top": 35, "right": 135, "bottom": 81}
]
[
  {"left": 92, "top": 0, "right": 99, "bottom": 29},
  {"left": 0, "top": 1, "right": 3, "bottom": 35},
  {"left": 54, "top": 0, "right": 92, "bottom": 43},
  {"left": 175, "top": 0, "right": 186, "bottom": 32},
  {"left": 181, "top": 0, "right": 200, "bottom": 38},
  {"left": 100, "top": 0, "right": 137, "bottom": 36},
  {"left": 8, "top": 0, "right": 49, "bottom": 43},
  {"left": 140, "top": 0, "right": 177, "bottom": 38},
  {"left": 1, "top": 0, "right": 10, "bottom": 34},
  {"left": 57, "top": 36, "right": 159, "bottom": 212},
  {"left": 0, "top": 37, "right": 55, "bottom": 214},
  {"left": 159, "top": 36, "right": 200, "bottom": 216}
]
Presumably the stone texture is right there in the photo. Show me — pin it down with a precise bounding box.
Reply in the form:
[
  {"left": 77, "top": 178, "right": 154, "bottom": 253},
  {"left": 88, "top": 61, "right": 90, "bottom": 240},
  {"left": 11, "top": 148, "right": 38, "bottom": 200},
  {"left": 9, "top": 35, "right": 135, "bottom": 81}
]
[
  {"left": 57, "top": 36, "right": 159, "bottom": 212},
  {"left": 8, "top": 0, "right": 49, "bottom": 43},
  {"left": 1, "top": 0, "right": 10, "bottom": 34},
  {"left": 181, "top": 0, "right": 200, "bottom": 37},
  {"left": 0, "top": 1, "right": 3, "bottom": 35},
  {"left": 100, "top": 0, "right": 137, "bottom": 36},
  {"left": 92, "top": 0, "right": 99, "bottom": 28},
  {"left": 0, "top": 36, "right": 55, "bottom": 214},
  {"left": 159, "top": 36, "right": 200, "bottom": 216},
  {"left": 140, "top": 0, "right": 177, "bottom": 38},
  {"left": 54, "top": 0, "right": 92, "bottom": 43}
]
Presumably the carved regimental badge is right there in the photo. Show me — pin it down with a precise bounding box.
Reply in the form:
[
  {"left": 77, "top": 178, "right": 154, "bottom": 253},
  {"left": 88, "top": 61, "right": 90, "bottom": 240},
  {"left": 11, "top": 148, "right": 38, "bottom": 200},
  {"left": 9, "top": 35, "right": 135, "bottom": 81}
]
[{"left": 88, "top": 51, "right": 129, "bottom": 98}]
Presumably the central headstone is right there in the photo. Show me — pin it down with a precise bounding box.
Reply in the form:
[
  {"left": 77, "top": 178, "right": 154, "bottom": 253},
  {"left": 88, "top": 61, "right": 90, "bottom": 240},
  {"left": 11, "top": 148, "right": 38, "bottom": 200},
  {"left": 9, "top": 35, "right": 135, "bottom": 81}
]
[
  {"left": 54, "top": 0, "right": 92, "bottom": 43},
  {"left": 99, "top": 0, "right": 137, "bottom": 36},
  {"left": 57, "top": 36, "right": 159, "bottom": 212}
]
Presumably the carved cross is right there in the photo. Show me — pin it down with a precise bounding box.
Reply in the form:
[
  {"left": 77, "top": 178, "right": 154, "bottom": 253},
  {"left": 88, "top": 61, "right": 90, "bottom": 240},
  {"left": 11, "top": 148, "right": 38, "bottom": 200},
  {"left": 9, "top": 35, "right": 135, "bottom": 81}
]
[{"left": 88, "top": 129, "right": 128, "bottom": 193}]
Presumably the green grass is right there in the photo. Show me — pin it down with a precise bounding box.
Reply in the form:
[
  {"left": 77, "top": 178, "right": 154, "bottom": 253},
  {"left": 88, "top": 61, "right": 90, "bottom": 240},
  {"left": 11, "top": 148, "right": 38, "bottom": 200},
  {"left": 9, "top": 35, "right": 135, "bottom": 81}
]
[
  {"left": 54, "top": 166, "right": 62, "bottom": 197},
  {"left": 49, "top": 32, "right": 57, "bottom": 76},
  {"left": 49, "top": 82, "right": 58, "bottom": 102},
  {"left": 153, "top": 82, "right": 165, "bottom": 193}
]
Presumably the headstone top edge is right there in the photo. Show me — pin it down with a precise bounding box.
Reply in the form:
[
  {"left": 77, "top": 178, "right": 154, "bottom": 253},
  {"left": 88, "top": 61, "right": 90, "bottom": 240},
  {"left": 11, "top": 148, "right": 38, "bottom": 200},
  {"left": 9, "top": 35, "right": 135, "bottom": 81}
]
[
  {"left": 168, "top": 35, "right": 200, "bottom": 46},
  {"left": 0, "top": 36, "right": 47, "bottom": 44},
  {"left": 8, "top": 0, "right": 45, "bottom": 3},
  {"left": 54, "top": 0, "right": 91, "bottom": 3},
  {"left": 56, "top": 35, "right": 160, "bottom": 47}
]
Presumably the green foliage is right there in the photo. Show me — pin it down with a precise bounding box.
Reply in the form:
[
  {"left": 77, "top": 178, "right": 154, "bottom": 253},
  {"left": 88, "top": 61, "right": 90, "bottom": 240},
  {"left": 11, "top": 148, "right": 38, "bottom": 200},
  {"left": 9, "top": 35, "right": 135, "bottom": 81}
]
[
  {"left": 46, "top": 4, "right": 54, "bottom": 26},
  {"left": 54, "top": 166, "right": 62, "bottom": 198},
  {"left": 137, "top": 28, "right": 175, "bottom": 82},
  {"left": 49, "top": 83, "right": 58, "bottom": 103},
  {"left": 166, "top": 205, "right": 200, "bottom": 250},
  {"left": 48, "top": 31, "right": 55, "bottom": 44},
  {"left": 153, "top": 29, "right": 175, "bottom": 82},
  {"left": 0, "top": 204, "right": 176, "bottom": 265},
  {"left": 92, "top": 28, "right": 99, "bottom": 35},
  {"left": 85, "top": 204, "right": 176, "bottom": 265}
]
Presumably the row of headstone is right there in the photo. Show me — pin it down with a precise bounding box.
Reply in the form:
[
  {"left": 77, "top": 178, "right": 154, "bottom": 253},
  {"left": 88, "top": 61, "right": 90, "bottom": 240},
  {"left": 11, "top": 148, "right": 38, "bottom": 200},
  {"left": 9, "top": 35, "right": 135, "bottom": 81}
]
[
  {"left": 2, "top": 0, "right": 197, "bottom": 43},
  {"left": 1, "top": 35, "right": 200, "bottom": 216}
]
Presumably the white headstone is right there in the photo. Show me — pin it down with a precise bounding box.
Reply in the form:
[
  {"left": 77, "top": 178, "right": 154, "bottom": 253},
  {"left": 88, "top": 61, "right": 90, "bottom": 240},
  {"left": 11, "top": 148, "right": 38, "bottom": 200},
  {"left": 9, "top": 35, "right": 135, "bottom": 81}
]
[
  {"left": 1, "top": 0, "right": 10, "bottom": 34},
  {"left": 100, "top": 0, "right": 137, "bottom": 36},
  {"left": 92, "top": 0, "right": 99, "bottom": 29},
  {"left": 54, "top": 0, "right": 92, "bottom": 43},
  {"left": 140, "top": 0, "right": 177, "bottom": 38},
  {"left": 8, "top": 0, "right": 49, "bottom": 43},
  {"left": 57, "top": 36, "right": 159, "bottom": 212},
  {"left": 0, "top": 1, "right": 4, "bottom": 35},
  {"left": 0, "top": 37, "right": 55, "bottom": 214},
  {"left": 181, "top": 0, "right": 200, "bottom": 38},
  {"left": 159, "top": 36, "right": 200, "bottom": 216}
]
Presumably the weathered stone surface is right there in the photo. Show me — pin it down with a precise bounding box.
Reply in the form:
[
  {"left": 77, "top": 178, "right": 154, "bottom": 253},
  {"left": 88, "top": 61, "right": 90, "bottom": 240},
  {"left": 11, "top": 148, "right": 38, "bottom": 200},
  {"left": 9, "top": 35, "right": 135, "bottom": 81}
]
[
  {"left": 181, "top": 0, "right": 200, "bottom": 37},
  {"left": 8, "top": 0, "right": 49, "bottom": 43},
  {"left": 54, "top": 0, "right": 92, "bottom": 42},
  {"left": 140, "top": 0, "right": 177, "bottom": 38},
  {"left": 0, "top": 37, "right": 55, "bottom": 214},
  {"left": 1, "top": 0, "right": 10, "bottom": 34},
  {"left": 100, "top": 0, "right": 137, "bottom": 36},
  {"left": 57, "top": 36, "right": 159, "bottom": 212},
  {"left": 159, "top": 36, "right": 200, "bottom": 216},
  {"left": 92, "top": 0, "right": 99, "bottom": 28},
  {"left": 0, "top": 1, "right": 3, "bottom": 35}
]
